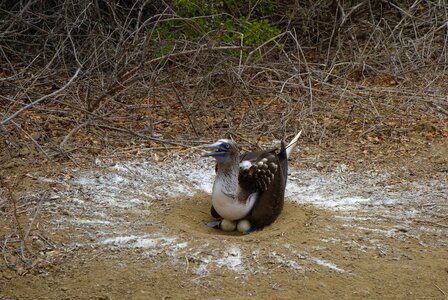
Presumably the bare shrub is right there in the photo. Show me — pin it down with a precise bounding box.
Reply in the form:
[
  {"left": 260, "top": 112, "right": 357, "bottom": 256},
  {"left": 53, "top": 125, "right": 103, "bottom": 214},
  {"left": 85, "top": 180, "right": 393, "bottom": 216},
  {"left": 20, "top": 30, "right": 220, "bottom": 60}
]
[{"left": 0, "top": 0, "right": 446, "bottom": 157}]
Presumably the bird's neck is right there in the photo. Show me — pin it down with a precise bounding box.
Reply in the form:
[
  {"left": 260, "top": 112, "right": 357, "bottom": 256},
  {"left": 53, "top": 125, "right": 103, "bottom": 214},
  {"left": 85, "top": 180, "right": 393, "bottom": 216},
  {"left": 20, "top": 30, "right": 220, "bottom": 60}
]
[{"left": 215, "top": 155, "right": 240, "bottom": 194}]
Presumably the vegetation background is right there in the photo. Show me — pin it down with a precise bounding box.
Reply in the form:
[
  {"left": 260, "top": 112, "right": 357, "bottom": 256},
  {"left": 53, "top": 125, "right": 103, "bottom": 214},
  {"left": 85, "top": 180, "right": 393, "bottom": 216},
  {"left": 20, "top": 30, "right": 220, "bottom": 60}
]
[{"left": 1, "top": 0, "right": 446, "bottom": 156}]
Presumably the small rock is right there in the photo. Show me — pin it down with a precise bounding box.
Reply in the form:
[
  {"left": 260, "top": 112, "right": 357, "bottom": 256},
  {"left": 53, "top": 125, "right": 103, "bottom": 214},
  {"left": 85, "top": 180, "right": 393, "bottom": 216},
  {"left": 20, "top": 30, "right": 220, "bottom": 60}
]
[
  {"left": 3, "top": 161, "right": 17, "bottom": 169},
  {"left": 16, "top": 266, "right": 27, "bottom": 276},
  {"left": 315, "top": 162, "right": 324, "bottom": 170},
  {"left": 337, "top": 164, "right": 348, "bottom": 172},
  {"left": 396, "top": 227, "right": 408, "bottom": 233},
  {"left": 19, "top": 147, "right": 30, "bottom": 156},
  {"left": 49, "top": 194, "right": 60, "bottom": 200},
  {"left": 61, "top": 210, "right": 71, "bottom": 216},
  {"left": 31, "top": 132, "right": 42, "bottom": 141}
]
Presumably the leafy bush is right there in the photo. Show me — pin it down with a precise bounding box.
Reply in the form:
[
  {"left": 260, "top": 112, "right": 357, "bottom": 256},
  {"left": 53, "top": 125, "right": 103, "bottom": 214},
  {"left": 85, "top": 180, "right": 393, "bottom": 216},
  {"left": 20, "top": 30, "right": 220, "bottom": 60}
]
[{"left": 148, "top": 0, "right": 281, "bottom": 57}]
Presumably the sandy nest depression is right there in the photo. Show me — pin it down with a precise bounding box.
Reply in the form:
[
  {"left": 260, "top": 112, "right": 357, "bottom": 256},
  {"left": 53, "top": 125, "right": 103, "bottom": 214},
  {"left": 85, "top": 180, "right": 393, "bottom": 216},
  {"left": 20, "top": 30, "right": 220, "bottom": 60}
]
[{"left": 1, "top": 142, "right": 448, "bottom": 300}]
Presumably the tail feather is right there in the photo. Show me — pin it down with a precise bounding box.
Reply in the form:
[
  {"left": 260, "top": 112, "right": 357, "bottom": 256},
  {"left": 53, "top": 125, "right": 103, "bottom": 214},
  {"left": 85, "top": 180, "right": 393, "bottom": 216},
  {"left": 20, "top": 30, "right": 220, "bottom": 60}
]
[
  {"left": 285, "top": 131, "right": 302, "bottom": 159},
  {"left": 279, "top": 131, "right": 302, "bottom": 187}
]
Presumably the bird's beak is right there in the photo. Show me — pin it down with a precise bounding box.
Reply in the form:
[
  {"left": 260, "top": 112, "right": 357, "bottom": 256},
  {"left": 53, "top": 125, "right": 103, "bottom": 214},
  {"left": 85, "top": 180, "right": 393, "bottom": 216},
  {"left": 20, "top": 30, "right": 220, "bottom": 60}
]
[{"left": 201, "top": 141, "right": 225, "bottom": 157}]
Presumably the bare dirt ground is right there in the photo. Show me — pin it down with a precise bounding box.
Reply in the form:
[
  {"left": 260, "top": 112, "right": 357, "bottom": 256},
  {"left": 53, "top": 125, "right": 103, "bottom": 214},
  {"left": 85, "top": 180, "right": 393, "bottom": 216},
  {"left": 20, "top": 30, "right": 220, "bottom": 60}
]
[{"left": 1, "top": 123, "right": 447, "bottom": 299}]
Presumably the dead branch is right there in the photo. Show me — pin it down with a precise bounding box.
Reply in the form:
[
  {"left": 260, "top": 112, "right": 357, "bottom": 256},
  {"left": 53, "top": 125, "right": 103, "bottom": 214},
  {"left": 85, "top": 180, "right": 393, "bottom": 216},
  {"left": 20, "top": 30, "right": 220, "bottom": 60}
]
[
  {"left": 1, "top": 68, "right": 81, "bottom": 125},
  {"left": 94, "top": 124, "right": 191, "bottom": 148},
  {"left": 9, "top": 119, "right": 51, "bottom": 161},
  {"left": 88, "top": 45, "right": 246, "bottom": 112},
  {"left": 60, "top": 120, "right": 91, "bottom": 150},
  {"left": 170, "top": 82, "right": 200, "bottom": 137},
  {"left": 2, "top": 178, "right": 29, "bottom": 265}
]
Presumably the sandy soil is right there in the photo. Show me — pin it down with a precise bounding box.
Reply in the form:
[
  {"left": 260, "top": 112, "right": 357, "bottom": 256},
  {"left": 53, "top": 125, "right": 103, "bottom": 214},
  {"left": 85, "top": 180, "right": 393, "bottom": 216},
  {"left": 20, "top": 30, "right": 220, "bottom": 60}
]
[{"left": 1, "top": 136, "right": 447, "bottom": 300}]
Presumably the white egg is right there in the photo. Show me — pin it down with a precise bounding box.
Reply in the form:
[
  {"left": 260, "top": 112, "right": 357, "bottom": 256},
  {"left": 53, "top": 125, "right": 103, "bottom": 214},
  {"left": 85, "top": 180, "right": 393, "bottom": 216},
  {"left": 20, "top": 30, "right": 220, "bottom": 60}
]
[
  {"left": 220, "top": 219, "right": 237, "bottom": 231},
  {"left": 237, "top": 219, "right": 251, "bottom": 233}
]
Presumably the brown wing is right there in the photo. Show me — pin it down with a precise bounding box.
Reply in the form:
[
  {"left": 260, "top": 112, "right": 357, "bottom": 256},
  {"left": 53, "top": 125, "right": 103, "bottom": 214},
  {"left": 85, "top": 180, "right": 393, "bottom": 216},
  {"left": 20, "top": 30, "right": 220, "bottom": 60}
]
[
  {"left": 247, "top": 158, "right": 286, "bottom": 228},
  {"left": 238, "top": 150, "right": 279, "bottom": 194},
  {"left": 240, "top": 144, "right": 288, "bottom": 229}
]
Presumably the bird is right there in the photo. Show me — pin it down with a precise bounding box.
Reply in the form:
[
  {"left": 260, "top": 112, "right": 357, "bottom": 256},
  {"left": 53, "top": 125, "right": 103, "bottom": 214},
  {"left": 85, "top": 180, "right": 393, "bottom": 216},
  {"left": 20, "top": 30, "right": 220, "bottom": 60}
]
[{"left": 202, "top": 131, "right": 302, "bottom": 233}]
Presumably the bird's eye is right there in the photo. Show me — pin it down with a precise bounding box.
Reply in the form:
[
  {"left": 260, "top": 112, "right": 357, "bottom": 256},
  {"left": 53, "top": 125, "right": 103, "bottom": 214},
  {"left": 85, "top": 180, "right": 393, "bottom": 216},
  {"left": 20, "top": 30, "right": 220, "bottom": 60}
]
[{"left": 225, "top": 143, "right": 230, "bottom": 149}]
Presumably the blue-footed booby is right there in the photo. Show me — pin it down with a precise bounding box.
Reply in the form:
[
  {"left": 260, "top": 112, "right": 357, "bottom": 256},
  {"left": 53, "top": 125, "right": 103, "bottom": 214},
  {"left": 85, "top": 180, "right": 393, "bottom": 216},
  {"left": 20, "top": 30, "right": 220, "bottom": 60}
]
[{"left": 202, "top": 131, "right": 302, "bottom": 233}]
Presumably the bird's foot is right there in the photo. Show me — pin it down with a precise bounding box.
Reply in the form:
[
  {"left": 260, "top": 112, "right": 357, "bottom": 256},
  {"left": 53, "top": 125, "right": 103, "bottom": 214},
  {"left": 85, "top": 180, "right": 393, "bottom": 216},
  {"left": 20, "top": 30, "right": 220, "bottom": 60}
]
[
  {"left": 207, "top": 219, "right": 222, "bottom": 229},
  {"left": 207, "top": 219, "right": 237, "bottom": 231},
  {"left": 242, "top": 225, "right": 258, "bottom": 234}
]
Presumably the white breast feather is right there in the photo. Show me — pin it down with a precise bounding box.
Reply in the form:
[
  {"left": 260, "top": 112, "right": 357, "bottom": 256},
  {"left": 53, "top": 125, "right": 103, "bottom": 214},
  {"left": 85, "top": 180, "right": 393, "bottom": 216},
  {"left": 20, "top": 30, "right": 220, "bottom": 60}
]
[{"left": 212, "top": 179, "right": 257, "bottom": 221}]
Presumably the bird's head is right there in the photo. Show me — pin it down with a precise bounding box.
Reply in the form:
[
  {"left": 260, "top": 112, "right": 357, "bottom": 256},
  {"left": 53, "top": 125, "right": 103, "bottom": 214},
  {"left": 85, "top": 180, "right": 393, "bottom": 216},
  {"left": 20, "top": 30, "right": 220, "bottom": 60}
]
[{"left": 202, "top": 139, "right": 239, "bottom": 165}]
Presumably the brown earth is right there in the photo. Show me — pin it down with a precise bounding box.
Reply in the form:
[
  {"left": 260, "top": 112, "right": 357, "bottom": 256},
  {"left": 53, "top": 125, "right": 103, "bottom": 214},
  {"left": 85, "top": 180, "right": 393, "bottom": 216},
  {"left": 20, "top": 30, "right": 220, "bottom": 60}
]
[
  {"left": 0, "top": 139, "right": 448, "bottom": 299},
  {"left": 1, "top": 107, "right": 448, "bottom": 300}
]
